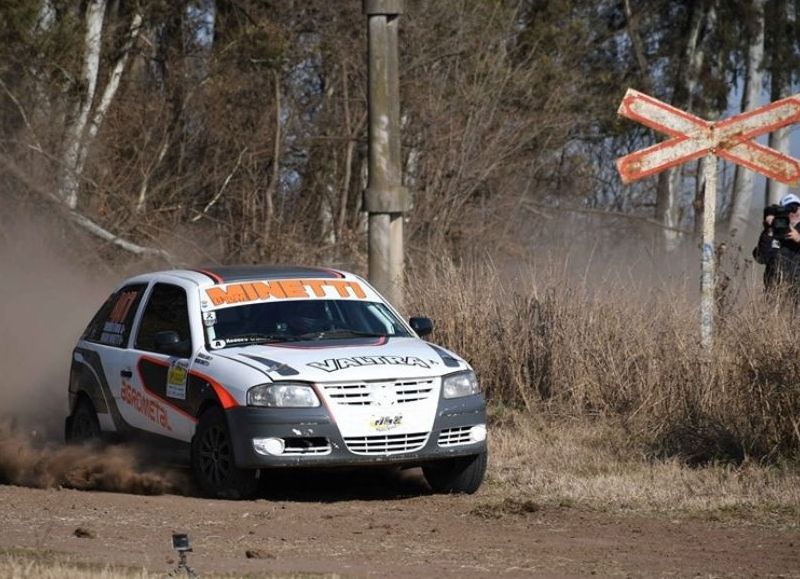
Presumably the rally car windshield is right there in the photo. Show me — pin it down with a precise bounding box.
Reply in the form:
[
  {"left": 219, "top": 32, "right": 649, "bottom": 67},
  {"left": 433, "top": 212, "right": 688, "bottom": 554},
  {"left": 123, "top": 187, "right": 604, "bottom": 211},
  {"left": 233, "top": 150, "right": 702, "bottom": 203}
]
[{"left": 206, "top": 300, "right": 413, "bottom": 348}]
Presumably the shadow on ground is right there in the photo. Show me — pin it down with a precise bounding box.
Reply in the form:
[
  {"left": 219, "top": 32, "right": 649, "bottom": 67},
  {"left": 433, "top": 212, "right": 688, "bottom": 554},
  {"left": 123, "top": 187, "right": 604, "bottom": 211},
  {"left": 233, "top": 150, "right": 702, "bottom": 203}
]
[{"left": 255, "top": 465, "right": 433, "bottom": 502}]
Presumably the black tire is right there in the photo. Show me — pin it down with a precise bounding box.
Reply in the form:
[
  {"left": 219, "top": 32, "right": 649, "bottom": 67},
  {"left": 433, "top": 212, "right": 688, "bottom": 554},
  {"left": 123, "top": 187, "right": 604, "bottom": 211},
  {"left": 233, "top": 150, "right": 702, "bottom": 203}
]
[
  {"left": 65, "top": 397, "right": 101, "bottom": 444},
  {"left": 423, "top": 450, "right": 488, "bottom": 494},
  {"left": 191, "top": 407, "right": 259, "bottom": 500}
]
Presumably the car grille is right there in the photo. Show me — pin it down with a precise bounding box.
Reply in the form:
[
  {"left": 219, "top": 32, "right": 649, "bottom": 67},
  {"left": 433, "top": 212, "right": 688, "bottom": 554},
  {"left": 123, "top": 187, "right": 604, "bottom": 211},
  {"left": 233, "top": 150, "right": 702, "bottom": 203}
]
[
  {"left": 438, "top": 426, "right": 473, "bottom": 447},
  {"left": 323, "top": 379, "right": 436, "bottom": 406},
  {"left": 282, "top": 438, "right": 332, "bottom": 455},
  {"left": 343, "top": 432, "right": 429, "bottom": 455}
]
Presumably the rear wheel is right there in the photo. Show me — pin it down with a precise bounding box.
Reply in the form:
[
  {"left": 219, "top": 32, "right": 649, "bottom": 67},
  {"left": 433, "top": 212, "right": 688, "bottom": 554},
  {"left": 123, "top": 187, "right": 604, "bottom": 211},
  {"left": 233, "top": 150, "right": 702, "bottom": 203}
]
[
  {"left": 191, "top": 407, "right": 259, "bottom": 499},
  {"left": 65, "top": 398, "right": 101, "bottom": 444},
  {"left": 423, "top": 450, "right": 487, "bottom": 494}
]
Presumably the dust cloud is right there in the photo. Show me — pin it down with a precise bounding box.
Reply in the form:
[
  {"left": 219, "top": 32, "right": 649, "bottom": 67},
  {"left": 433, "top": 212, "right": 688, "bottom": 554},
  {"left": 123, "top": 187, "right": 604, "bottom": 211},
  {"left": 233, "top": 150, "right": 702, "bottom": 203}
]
[
  {"left": 0, "top": 423, "right": 184, "bottom": 494},
  {"left": 515, "top": 207, "right": 767, "bottom": 302},
  {"left": 0, "top": 213, "right": 186, "bottom": 495}
]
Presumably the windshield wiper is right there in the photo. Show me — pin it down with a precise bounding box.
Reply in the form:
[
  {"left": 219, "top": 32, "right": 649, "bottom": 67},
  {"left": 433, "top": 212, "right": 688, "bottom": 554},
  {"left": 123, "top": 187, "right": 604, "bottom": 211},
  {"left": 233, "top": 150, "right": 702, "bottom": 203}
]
[
  {"left": 218, "top": 333, "right": 301, "bottom": 348},
  {"left": 296, "top": 328, "right": 390, "bottom": 340}
]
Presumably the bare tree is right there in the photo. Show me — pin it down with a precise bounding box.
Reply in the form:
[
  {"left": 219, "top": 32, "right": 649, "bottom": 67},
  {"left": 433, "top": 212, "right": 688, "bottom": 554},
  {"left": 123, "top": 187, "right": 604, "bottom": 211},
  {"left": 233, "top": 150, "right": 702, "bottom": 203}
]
[
  {"left": 727, "top": 0, "right": 766, "bottom": 240},
  {"left": 765, "top": 0, "right": 797, "bottom": 205},
  {"left": 57, "top": 0, "right": 142, "bottom": 210}
]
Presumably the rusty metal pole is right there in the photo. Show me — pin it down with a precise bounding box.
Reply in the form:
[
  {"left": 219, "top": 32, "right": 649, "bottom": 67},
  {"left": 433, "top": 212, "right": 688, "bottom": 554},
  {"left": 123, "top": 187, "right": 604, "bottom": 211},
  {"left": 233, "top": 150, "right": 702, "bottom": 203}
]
[{"left": 364, "top": 0, "right": 410, "bottom": 308}]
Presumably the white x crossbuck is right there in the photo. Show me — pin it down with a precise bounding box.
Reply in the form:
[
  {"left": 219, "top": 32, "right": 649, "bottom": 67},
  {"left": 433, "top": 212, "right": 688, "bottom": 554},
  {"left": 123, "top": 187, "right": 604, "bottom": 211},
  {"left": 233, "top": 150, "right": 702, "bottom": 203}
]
[{"left": 617, "top": 89, "right": 800, "bottom": 184}]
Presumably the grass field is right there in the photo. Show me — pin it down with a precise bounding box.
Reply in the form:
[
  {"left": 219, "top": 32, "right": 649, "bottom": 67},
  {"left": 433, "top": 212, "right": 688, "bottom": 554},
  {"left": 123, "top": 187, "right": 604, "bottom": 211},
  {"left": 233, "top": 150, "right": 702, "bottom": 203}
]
[
  {"left": 481, "top": 411, "right": 800, "bottom": 526},
  {"left": 0, "top": 548, "right": 339, "bottom": 578}
]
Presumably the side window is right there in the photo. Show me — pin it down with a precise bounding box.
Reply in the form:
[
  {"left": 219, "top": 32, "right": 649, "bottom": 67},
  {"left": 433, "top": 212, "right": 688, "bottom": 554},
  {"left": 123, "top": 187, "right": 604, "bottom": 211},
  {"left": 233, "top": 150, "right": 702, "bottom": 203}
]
[
  {"left": 82, "top": 284, "right": 146, "bottom": 348},
  {"left": 135, "top": 283, "right": 192, "bottom": 357}
]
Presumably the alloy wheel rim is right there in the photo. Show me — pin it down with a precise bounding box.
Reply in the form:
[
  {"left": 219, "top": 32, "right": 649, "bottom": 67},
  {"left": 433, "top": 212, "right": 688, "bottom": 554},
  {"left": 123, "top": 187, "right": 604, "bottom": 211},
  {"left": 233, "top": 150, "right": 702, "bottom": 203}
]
[{"left": 199, "top": 424, "right": 232, "bottom": 487}]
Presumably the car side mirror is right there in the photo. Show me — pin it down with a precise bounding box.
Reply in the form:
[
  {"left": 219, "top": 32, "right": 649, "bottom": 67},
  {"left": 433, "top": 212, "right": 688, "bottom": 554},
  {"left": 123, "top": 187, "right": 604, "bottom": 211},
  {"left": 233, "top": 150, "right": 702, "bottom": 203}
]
[
  {"left": 154, "top": 330, "right": 185, "bottom": 356},
  {"left": 409, "top": 317, "right": 433, "bottom": 337}
]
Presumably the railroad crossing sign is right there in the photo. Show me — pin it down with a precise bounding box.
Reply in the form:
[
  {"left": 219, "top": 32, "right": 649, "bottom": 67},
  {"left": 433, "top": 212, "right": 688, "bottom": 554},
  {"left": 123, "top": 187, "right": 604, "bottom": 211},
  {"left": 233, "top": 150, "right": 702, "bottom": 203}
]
[
  {"left": 616, "top": 88, "right": 800, "bottom": 347},
  {"left": 617, "top": 89, "right": 800, "bottom": 184}
]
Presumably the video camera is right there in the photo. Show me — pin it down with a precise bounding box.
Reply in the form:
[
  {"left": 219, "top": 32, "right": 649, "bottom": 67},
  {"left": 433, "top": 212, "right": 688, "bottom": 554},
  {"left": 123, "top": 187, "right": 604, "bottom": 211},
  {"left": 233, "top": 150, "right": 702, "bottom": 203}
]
[{"left": 764, "top": 204, "right": 793, "bottom": 239}]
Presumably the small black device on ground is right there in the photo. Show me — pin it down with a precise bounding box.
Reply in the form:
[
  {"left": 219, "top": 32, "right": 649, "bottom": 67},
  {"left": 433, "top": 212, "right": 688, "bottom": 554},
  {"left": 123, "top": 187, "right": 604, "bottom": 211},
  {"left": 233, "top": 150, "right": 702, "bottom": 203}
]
[
  {"left": 169, "top": 533, "right": 198, "bottom": 577},
  {"left": 172, "top": 533, "right": 191, "bottom": 552}
]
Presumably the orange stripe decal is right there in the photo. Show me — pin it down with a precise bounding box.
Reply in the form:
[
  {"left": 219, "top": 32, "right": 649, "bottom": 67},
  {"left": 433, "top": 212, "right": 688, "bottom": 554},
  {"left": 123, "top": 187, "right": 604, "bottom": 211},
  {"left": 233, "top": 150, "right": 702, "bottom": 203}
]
[
  {"left": 192, "top": 369, "right": 239, "bottom": 409},
  {"left": 137, "top": 356, "right": 239, "bottom": 411}
]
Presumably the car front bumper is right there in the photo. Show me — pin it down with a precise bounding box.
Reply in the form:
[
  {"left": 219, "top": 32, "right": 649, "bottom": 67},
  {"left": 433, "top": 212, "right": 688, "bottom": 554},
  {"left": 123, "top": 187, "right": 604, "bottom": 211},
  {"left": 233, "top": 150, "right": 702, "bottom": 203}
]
[{"left": 226, "top": 394, "right": 487, "bottom": 469}]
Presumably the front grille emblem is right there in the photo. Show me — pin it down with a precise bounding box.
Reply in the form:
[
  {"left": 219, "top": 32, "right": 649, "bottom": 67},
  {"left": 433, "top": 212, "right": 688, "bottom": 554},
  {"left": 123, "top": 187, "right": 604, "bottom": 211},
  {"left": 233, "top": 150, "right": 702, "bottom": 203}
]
[{"left": 372, "top": 384, "right": 396, "bottom": 406}]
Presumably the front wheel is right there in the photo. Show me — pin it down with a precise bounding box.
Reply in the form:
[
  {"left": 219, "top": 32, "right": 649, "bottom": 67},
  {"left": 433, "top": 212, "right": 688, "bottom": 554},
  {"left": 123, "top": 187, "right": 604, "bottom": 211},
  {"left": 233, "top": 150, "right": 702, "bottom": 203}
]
[
  {"left": 191, "top": 407, "right": 259, "bottom": 499},
  {"left": 423, "top": 450, "right": 488, "bottom": 494}
]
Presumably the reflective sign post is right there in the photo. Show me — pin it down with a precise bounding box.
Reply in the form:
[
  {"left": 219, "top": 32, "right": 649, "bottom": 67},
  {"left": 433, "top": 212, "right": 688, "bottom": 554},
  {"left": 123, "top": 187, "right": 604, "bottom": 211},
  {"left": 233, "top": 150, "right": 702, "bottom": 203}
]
[
  {"left": 700, "top": 152, "right": 717, "bottom": 347},
  {"left": 616, "top": 89, "right": 800, "bottom": 348}
]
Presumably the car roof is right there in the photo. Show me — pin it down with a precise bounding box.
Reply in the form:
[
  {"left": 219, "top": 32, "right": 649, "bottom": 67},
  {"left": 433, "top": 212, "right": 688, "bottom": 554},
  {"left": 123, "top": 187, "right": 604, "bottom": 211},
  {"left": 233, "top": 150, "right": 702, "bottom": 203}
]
[
  {"left": 122, "top": 265, "right": 353, "bottom": 288},
  {"left": 189, "top": 265, "right": 347, "bottom": 284}
]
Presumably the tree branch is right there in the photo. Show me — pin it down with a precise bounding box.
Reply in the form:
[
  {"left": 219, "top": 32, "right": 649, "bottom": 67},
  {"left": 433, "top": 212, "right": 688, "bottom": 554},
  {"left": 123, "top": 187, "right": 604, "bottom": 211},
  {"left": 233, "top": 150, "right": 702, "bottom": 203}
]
[
  {"left": 191, "top": 147, "right": 248, "bottom": 222},
  {"left": 0, "top": 153, "right": 172, "bottom": 261}
]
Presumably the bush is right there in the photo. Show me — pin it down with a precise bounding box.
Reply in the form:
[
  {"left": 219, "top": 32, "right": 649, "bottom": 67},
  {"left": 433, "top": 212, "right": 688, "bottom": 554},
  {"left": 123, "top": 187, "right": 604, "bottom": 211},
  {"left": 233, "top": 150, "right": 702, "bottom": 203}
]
[{"left": 406, "top": 260, "right": 800, "bottom": 464}]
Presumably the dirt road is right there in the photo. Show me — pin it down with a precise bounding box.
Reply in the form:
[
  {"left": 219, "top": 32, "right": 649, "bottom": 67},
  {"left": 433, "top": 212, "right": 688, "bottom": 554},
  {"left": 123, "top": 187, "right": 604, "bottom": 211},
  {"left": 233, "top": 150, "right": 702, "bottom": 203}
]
[{"left": 0, "top": 468, "right": 797, "bottom": 578}]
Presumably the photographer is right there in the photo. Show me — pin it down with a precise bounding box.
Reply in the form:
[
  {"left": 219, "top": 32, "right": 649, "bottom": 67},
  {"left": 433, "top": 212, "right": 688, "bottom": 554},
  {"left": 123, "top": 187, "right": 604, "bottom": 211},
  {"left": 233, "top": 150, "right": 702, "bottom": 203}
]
[{"left": 753, "top": 193, "right": 800, "bottom": 294}]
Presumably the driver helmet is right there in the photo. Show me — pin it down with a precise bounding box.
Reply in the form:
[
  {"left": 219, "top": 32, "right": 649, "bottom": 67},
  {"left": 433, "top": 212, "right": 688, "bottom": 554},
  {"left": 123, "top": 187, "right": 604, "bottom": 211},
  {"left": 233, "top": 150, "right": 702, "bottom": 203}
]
[{"left": 287, "top": 301, "right": 329, "bottom": 334}]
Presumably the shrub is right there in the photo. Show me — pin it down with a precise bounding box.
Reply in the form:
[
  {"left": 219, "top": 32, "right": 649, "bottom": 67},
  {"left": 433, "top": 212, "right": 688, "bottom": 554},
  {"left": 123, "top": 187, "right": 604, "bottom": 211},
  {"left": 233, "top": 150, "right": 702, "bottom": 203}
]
[{"left": 406, "top": 259, "right": 800, "bottom": 464}]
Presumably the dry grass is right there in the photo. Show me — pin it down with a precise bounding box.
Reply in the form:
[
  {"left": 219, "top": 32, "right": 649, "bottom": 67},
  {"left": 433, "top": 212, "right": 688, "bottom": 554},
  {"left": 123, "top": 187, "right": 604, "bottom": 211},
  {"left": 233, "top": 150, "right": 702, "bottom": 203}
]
[
  {"left": 407, "top": 258, "right": 800, "bottom": 465},
  {"left": 479, "top": 412, "right": 800, "bottom": 524},
  {"left": 0, "top": 548, "right": 338, "bottom": 578},
  {"left": 0, "top": 549, "right": 151, "bottom": 579},
  {"left": 405, "top": 257, "right": 800, "bottom": 523}
]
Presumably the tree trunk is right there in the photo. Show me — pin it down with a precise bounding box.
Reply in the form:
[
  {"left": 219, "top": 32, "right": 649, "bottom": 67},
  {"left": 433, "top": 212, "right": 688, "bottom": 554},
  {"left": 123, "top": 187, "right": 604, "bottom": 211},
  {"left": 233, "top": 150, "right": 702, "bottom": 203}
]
[
  {"left": 57, "top": 0, "right": 107, "bottom": 210},
  {"left": 765, "top": 0, "right": 795, "bottom": 205},
  {"left": 655, "top": 1, "right": 711, "bottom": 251},
  {"left": 727, "top": 0, "right": 766, "bottom": 240},
  {"left": 76, "top": 12, "right": 143, "bottom": 176},
  {"left": 264, "top": 70, "right": 280, "bottom": 245}
]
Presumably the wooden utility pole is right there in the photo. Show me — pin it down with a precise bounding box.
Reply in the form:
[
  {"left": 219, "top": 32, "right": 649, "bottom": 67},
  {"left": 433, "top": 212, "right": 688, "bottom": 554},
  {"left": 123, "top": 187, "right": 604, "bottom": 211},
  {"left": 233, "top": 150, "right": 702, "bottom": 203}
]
[{"left": 364, "top": 0, "right": 410, "bottom": 308}]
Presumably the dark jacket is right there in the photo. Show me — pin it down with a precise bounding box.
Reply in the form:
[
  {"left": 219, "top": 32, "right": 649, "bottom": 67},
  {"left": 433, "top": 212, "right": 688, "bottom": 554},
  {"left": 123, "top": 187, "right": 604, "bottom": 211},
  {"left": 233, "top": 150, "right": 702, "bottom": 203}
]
[{"left": 753, "top": 223, "right": 800, "bottom": 290}]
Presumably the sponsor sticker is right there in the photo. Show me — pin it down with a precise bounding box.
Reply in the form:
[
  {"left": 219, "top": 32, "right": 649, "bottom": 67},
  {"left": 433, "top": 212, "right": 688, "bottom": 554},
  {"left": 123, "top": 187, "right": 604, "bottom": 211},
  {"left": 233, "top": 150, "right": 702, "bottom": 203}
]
[
  {"left": 205, "top": 279, "right": 367, "bottom": 307},
  {"left": 203, "top": 311, "right": 217, "bottom": 327},
  {"left": 369, "top": 415, "right": 403, "bottom": 432},
  {"left": 166, "top": 360, "right": 188, "bottom": 400},
  {"left": 121, "top": 381, "right": 172, "bottom": 431},
  {"left": 308, "top": 355, "right": 431, "bottom": 373},
  {"left": 99, "top": 321, "right": 126, "bottom": 346},
  {"left": 99, "top": 290, "right": 140, "bottom": 346},
  {"left": 194, "top": 351, "right": 212, "bottom": 366}
]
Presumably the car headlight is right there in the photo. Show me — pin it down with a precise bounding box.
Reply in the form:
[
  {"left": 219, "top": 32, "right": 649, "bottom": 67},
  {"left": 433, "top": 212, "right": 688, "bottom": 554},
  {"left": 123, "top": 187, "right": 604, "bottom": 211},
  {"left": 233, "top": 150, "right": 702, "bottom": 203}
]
[
  {"left": 442, "top": 370, "right": 480, "bottom": 399},
  {"left": 247, "top": 383, "right": 320, "bottom": 408}
]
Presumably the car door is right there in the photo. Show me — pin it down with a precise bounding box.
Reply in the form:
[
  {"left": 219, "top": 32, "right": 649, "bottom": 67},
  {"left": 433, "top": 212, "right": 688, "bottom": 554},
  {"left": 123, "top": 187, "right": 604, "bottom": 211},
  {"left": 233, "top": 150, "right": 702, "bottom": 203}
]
[
  {"left": 118, "top": 281, "right": 198, "bottom": 442},
  {"left": 74, "top": 283, "right": 148, "bottom": 433}
]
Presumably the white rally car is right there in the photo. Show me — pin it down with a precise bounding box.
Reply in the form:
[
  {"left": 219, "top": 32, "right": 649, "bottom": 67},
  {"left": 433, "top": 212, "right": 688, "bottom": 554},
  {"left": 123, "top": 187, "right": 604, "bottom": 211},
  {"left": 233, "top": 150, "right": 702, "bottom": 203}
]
[{"left": 66, "top": 266, "right": 487, "bottom": 498}]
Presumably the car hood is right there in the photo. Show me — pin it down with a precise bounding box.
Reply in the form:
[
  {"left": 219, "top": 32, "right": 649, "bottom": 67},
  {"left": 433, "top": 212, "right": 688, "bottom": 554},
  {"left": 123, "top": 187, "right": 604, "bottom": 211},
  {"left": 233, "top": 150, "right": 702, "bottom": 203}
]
[{"left": 214, "top": 336, "right": 468, "bottom": 382}]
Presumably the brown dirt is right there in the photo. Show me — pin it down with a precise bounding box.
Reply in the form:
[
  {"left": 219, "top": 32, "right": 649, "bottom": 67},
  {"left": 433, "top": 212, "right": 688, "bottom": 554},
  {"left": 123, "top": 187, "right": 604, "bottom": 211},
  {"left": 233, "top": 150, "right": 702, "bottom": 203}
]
[{"left": 0, "top": 469, "right": 797, "bottom": 578}]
